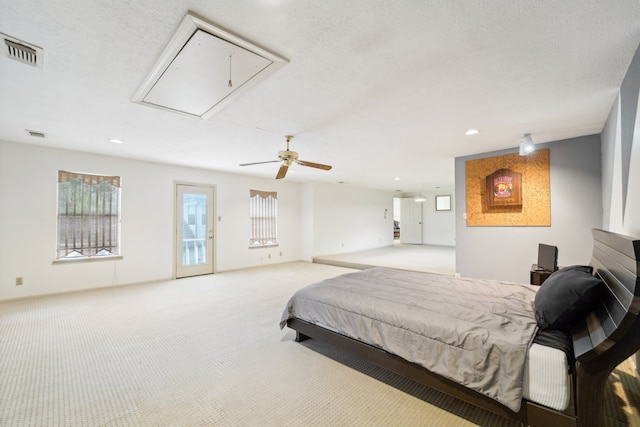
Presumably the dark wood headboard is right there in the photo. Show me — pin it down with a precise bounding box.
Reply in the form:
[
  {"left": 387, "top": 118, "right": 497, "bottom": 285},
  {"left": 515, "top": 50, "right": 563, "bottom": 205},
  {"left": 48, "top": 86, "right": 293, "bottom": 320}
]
[
  {"left": 572, "top": 229, "right": 640, "bottom": 364},
  {"left": 569, "top": 229, "right": 639, "bottom": 426}
]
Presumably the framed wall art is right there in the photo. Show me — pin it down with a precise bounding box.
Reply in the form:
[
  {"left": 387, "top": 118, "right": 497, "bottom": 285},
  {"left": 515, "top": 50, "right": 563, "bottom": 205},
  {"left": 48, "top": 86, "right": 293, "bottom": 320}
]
[{"left": 485, "top": 168, "right": 522, "bottom": 208}]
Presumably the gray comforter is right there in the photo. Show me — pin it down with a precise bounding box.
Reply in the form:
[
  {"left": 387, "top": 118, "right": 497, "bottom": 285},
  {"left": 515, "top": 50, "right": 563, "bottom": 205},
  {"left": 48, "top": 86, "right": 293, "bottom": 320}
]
[{"left": 280, "top": 267, "right": 538, "bottom": 412}]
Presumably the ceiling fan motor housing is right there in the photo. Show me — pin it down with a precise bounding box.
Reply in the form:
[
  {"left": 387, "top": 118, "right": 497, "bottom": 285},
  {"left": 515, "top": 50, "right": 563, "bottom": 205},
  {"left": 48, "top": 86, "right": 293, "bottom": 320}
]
[{"left": 278, "top": 150, "right": 298, "bottom": 160}]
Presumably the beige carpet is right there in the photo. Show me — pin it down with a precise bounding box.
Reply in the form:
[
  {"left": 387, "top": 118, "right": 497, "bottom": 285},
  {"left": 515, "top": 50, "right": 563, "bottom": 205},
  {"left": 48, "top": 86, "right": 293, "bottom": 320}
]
[{"left": 1, "top": 261, "right": 638, "bottom": 426}]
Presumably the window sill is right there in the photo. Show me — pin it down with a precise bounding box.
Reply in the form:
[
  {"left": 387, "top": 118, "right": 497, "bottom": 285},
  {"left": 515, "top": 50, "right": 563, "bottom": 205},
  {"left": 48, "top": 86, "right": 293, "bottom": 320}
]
[
  {"left": 52, "top": 255, "right": 123, "bottom": 265},
  {"left": 248, "top": 244, "right": 279, "bottom": 249}
]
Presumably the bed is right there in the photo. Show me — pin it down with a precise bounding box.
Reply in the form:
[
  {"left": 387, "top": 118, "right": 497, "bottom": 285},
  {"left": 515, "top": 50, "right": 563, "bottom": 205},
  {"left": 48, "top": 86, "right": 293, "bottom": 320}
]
[{"left": 280, "top": 229, "right": 640, "bottom": 427}]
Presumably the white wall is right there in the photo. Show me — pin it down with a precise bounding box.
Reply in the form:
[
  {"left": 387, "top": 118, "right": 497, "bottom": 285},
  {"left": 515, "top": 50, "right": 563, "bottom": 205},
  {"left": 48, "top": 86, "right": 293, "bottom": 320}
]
[
  {"left": 0, "top": 141, "right": 398, "bottom": 300},
  {"left": 419, "top": 191, "right": 456, "bottom": 246},
  {"left": 0, "top": 141, "right": 302, "bottom": 300},
  {"left": 601, "top": 41, "right": 640, "bottom": 237},
  {"left": 454, "top": 135, "right": 602, "bottom": 283},
  {"left": 307, "top": 183, "right": 395, "bottom": 257},
  {"left": 299, "top": 182, "right": 315, "bottom": 261}
]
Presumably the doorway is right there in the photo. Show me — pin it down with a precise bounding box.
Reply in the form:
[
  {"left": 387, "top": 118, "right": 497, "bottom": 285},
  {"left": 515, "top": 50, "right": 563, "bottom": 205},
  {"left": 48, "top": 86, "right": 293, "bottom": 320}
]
[
  {"left": 400, "top": 197, "right": 423, "bottom": 244},
  {"left": 175, "top": 184, "right": 215, "bottom": 278}
]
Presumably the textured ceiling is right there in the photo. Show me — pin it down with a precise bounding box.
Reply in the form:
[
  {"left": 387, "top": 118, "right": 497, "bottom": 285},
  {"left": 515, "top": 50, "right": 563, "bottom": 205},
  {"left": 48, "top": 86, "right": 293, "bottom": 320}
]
[{"left": 1, "top": 1, "right": 639, "bottom": 192}]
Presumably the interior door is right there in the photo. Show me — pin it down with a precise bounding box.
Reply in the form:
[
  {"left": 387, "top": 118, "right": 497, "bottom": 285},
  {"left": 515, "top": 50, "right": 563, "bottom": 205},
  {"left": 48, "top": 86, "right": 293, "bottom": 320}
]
[
  {"left": 400, "top": 197, "right": 423, "bottom": 244},
  {"left": 176, "top": 184, "right": 214, "bottom": 278}
]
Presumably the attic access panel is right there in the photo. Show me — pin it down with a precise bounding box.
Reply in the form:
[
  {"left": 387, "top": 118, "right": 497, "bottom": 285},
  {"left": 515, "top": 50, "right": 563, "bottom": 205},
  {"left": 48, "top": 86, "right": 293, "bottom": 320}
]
[{"left": 133, "top": 13, "right": 287, "bottom": 119}]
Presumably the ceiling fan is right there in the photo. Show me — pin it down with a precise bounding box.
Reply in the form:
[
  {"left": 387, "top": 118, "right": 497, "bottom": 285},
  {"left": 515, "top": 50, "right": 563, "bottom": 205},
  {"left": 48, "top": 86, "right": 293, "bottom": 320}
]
[{"left": 239, "top": 135, "right": 332, "bottom": 179}]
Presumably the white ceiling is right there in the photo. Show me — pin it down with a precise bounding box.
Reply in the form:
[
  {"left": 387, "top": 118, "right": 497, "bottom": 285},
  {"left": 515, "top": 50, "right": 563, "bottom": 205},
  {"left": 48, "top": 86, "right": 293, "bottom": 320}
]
[{"left": 1, "top": 1, "right": 639, "bottom": 192}]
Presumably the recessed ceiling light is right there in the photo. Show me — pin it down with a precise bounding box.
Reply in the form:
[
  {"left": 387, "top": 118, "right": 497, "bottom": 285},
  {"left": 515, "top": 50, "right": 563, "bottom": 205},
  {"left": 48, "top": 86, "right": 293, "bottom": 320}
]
[
  {"left": 109, "top": 139, "right": 123, "bottom": 144},
  {"left": 394, "top": 177, "right": 400, "bottom": 181},
  {"left": 465, "top": 129, "right": 479, "bottom": 135}
]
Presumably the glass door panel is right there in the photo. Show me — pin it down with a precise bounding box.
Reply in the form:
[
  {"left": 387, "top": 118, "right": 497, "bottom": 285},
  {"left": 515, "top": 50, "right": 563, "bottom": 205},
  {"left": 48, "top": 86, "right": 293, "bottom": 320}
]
[{"left": 176, "top": 184, "right": 214, "bottom": 278}]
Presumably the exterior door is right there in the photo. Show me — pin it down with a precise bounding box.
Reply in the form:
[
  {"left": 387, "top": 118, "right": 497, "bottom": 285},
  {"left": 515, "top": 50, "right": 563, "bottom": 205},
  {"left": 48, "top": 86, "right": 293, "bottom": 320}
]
[
  {"left": 176, "top": 184, "right": 214, "bottom": 278},
  {"left": 400, "top": 197, "right": 423, "bottom": 244}
]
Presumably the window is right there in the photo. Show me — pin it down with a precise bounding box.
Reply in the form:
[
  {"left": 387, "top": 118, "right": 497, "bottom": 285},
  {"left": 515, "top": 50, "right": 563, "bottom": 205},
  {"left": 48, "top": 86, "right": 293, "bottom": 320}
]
[
  {"left": 57, "top": 170, "right": 121, "bottom": 259},
  {"left": 249, "top": 189, "right": 278, "bottom": 247},
  {"left": 435, "top": 195, "right": 452, "bottom": 211}
]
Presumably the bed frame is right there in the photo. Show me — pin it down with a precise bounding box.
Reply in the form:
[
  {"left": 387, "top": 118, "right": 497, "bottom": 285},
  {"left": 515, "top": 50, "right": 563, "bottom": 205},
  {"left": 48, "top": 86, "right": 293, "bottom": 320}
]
[{"left": 286, "top": 229, "right": 640, "bottom": 427}]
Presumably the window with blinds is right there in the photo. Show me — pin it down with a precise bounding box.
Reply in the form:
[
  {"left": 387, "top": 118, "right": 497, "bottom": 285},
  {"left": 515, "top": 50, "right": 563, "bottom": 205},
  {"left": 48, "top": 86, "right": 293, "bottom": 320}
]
[
  {"left": 57, "top": 170, "right": 121, "bottom": 259},
  {"left": 249, "top": 189, "right": 278, "bottom": 247}
]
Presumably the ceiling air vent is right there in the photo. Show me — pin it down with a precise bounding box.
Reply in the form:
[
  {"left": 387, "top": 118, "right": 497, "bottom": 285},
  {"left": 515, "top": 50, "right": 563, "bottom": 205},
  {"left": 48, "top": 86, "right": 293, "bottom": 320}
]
[
  {"left": 26, "top": 129, "right": 46, "bottom": 138},
  {"left": 2, "top": 33, "right": 43, "bottom": 68}
]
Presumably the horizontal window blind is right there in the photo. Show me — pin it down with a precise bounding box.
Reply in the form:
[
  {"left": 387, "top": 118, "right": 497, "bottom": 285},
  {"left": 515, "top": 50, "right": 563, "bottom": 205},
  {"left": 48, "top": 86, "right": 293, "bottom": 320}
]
[
  {"left": 249, "top": 190, "right": 277, "bottom": 247},
  {"left": 57, "top": 170, "right": 121, "bottom": 258}
]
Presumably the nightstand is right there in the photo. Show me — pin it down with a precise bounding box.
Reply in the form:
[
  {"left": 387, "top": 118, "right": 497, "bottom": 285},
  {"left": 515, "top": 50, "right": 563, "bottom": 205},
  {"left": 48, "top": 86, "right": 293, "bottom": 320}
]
[{"left": 530, "top": 264, "right": 552, "bottom": 286}]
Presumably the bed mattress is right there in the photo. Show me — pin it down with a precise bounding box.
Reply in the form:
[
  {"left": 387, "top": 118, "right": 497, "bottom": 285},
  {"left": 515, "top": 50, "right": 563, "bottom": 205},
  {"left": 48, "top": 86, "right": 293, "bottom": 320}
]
[{"left": 524, "top": 343, "right": 571, "bottom": 410}]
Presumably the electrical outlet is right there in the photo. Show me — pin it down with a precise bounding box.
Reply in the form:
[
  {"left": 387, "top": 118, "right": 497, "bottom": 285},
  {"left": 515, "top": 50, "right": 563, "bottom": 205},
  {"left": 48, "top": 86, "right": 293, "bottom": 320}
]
[{"left": 16, "top": 277, "right": 23, "bottom": 286}]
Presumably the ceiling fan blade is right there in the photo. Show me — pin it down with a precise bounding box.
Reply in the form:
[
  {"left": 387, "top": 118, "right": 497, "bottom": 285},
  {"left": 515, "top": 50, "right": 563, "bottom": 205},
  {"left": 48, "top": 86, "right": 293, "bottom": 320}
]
[
  {"left": 296, "top": 159, "right": 332, "bottom": 170},
  {"left": 276, "top": 164, "right": 288, "bottom": 179},
  {"left": 239, "top": 160, "right": 281, "bottom": 166}
]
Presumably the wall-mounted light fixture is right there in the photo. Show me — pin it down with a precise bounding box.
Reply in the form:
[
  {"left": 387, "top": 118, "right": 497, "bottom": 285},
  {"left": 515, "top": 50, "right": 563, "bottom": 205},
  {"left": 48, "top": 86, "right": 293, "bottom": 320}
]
[{"left": 519, "top": 134, "right": 535, "bottom": 156}]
